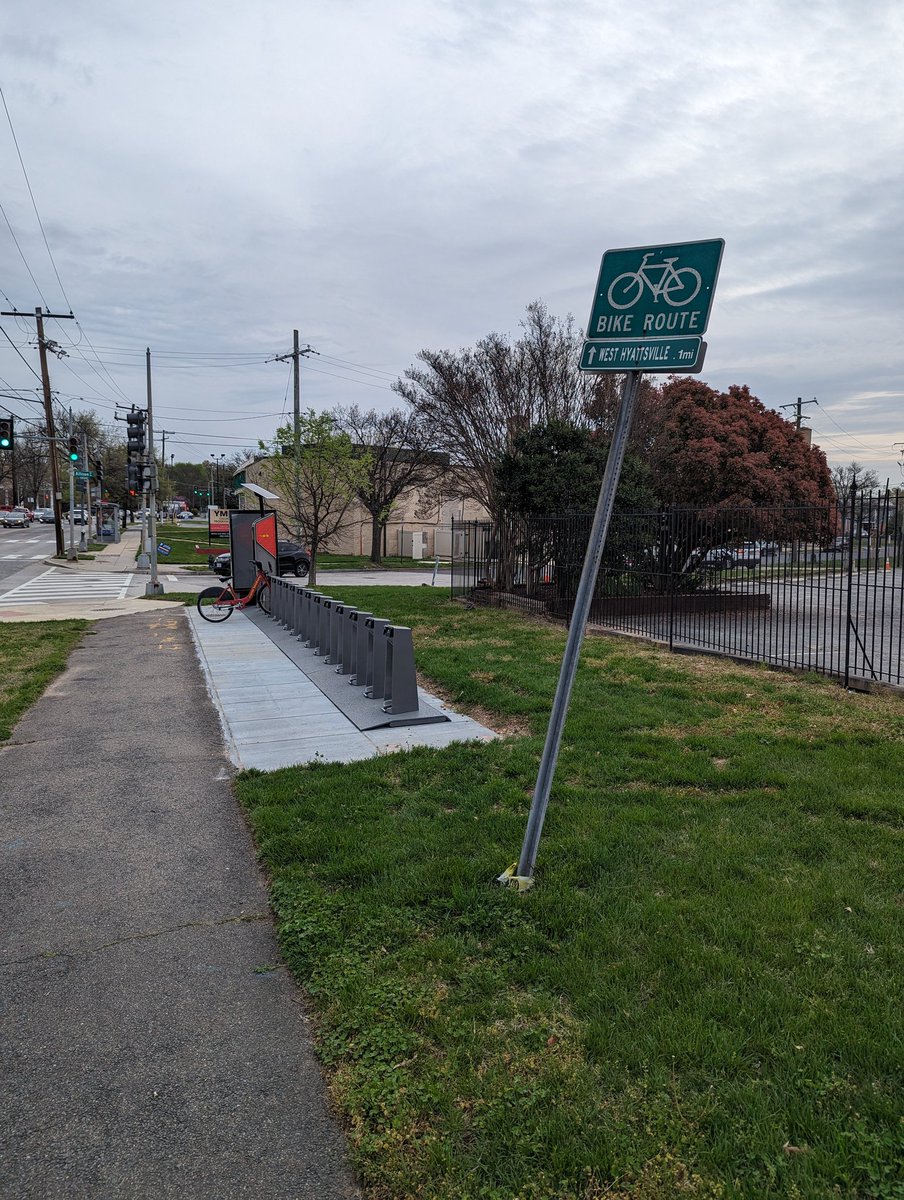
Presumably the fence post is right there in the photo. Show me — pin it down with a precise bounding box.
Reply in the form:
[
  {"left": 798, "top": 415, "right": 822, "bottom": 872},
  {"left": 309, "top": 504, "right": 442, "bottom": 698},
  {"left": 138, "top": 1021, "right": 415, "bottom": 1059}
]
[{"left": 844, "top": 482, "right": 857, "bottom": 687}]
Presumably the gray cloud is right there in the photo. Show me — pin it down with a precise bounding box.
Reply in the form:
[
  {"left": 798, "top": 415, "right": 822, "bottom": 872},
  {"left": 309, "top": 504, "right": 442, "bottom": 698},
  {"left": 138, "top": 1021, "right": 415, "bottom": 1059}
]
[{"left": 0, "top": 0, "right": 901, "bottom": 473}]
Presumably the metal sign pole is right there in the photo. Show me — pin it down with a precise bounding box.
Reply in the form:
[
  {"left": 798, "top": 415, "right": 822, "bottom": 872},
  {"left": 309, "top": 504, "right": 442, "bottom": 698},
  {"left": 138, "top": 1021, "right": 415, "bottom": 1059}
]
[{"left": 502, "top": 370, "right": 643, "bottom": 890}]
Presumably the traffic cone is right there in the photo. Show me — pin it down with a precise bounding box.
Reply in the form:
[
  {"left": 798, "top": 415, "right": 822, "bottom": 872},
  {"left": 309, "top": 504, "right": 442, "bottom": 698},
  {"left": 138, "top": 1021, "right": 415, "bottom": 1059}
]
[{"left": 885, "top": 556, "right": 891, "bottom": 571}]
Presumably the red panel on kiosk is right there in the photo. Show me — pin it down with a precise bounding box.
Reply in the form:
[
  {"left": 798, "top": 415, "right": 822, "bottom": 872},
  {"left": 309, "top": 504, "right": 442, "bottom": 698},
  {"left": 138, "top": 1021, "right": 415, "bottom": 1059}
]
[
  {"left": 252, "top": 512, "right": 278, "bottom": 577},
  {"left": 254, "top": 513, "right": 277, "bottom": 556}
]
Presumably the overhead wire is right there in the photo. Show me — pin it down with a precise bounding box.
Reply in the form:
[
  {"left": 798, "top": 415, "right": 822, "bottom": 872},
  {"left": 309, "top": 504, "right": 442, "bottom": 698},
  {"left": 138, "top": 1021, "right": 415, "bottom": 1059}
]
[
  {"left": 0, "top": 83, "right": 73, "bottom": 312},
  {"left": 813, "top": 399, "right": 892, "bottom": 457}
]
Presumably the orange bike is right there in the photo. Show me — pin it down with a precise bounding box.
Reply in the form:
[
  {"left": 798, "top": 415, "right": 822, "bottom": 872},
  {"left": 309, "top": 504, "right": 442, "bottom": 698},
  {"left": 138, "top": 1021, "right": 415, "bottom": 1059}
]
[{"left": 196, "top": 561, "right": 271, "bottom": 622}]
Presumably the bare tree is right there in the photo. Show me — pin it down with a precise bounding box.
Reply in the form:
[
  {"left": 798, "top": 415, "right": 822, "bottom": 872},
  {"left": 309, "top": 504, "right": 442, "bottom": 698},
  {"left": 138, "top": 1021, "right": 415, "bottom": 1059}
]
[
  {"left": 830, "top": 462, "right": 882, "bottom": 533},
  {"left": 830, "top": 462, "right": 881, "bottom": 501},
  {"left": 333, "top": 405, "right": 446, "bottom": 564},
  {"left": 394, "top": 301, "right": 612, "bottom": 523}
]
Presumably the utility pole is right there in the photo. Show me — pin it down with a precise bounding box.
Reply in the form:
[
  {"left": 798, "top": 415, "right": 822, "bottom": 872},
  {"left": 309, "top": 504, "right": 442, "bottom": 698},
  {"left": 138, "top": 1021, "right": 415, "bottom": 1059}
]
[
  {"left": 159, "top": 428, "right": 175, "bottom": 509},
  {"left": 272, "top": 331, "right": 317, "bottom": 440},
  {"left": 780, "top": 395, "right": 818, "bottom": 430},
  {"left": 67, "top": 408, "right": 77, "bottom": 560},
  {"left": 271, "top": 332, "right": 317, "bottom": 541},
  {"left": 1, "top": 306, "right": 75, "bottom": 556}
]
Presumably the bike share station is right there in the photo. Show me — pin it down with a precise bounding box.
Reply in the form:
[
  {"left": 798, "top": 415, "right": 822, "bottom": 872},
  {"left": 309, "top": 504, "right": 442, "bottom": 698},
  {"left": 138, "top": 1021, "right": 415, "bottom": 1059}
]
[{"left": 230, "top": 482, "right": 451, "bottom": 732}]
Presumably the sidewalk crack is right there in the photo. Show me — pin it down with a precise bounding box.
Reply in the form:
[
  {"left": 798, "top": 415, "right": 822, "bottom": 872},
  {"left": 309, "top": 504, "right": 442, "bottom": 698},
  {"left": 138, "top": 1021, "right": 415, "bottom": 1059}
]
[{"left": 1, "top": 911, "right": 271, "bottom": 968}]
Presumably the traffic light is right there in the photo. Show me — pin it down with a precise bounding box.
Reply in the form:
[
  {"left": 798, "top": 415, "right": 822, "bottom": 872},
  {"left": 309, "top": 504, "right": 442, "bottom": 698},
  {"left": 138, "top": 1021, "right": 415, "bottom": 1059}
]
[
  {"left": 126, "top": 462, "right": 141, "bottom": 492},
  {"left": 68, "top": 436, "right": 79, "bottom": 461},
  {"left": 0, "top": 415, "right": 12, "bottom": 449},
  {"left": 93, "top": 459, "right": 104, "bottom": 487},
  {"left": 126, "top": 409, "right": 147, "bottom": 458}
]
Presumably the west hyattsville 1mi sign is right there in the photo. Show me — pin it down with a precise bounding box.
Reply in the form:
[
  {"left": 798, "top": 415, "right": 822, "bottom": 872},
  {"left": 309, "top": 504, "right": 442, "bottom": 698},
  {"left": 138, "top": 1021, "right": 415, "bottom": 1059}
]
[{"left": 582, "top": 237, "right": 724, "bottom": 374}]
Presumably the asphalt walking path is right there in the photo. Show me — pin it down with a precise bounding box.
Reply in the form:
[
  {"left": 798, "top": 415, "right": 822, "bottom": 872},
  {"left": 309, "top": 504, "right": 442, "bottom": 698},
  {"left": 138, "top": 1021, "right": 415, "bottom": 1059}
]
[{"left": 0, "top": 608, "right": 359, "bottom": 1199}]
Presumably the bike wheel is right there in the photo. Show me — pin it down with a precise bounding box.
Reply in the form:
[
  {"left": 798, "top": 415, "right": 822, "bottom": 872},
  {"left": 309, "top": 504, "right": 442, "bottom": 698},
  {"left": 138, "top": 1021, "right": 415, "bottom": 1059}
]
[
  {"left": 197, "top": 586, "right": 235, "bottom": 622},
  {"left": 662, "top": 267, "right": 702, "bottom": 306},
  {"left": 607, "top": 272, "right": 643, "bottom": 310},
  {"left": 256, "top": 580, "right": 272, "bottom": 615}
]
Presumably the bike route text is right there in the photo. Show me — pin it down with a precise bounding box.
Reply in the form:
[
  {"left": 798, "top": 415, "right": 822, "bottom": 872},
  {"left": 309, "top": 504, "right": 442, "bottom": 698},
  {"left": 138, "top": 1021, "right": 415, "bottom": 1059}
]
[{"left": 593, "top": 309, "right": 702, "bottom": 335}]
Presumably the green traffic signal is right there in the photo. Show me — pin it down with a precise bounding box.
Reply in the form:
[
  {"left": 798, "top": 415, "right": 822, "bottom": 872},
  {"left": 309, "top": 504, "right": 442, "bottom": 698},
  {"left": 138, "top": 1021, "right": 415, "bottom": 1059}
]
[{"left": 68, "top": 436, "right": 79, "bottom": 461}]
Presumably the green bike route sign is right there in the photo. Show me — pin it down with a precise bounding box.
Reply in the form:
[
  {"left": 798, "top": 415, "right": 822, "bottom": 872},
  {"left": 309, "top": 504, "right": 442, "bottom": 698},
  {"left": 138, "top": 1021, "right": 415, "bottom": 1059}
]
[{"left": 586, "top": 238, "right": 724, "bottom": 341}]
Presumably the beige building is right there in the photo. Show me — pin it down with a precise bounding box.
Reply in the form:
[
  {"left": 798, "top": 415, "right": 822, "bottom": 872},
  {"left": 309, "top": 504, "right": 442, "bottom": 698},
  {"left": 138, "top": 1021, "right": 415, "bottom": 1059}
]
[{"left": 235, "top": 455, "right": 489, "bottom": 559}]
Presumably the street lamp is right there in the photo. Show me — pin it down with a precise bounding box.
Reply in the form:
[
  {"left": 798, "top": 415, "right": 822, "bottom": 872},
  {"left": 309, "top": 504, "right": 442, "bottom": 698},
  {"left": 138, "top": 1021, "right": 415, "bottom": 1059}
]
[{"left": 210, "top": 452, "right": 227, "bottom": 506}]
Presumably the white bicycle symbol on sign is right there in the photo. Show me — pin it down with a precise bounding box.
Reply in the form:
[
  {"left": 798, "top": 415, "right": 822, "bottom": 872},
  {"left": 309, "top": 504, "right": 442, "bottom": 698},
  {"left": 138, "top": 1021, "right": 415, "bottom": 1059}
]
[{"left": 606, "top": 253, "right": 702, "bottom": 310}]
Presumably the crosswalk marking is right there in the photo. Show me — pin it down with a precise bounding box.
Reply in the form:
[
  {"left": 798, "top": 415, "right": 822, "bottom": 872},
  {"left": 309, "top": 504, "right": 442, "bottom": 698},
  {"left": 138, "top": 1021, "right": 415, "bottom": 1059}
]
[
  {"left": 0, "top": 568, "right": 134, "bottom": 606},
  {"left": 2, "top": 554, "right": 22, "bottom": 559}
]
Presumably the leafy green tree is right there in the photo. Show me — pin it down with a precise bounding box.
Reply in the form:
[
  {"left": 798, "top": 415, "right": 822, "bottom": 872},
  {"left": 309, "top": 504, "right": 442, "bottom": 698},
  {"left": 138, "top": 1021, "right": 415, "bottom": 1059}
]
[
  {"left": 259, "top": 410, "right": 370, "bottom": 584},
  {"left": 495, "top": 419, "right": 654, "bottom": 517},
  {"left": 494, "top": 418, "right": 656, "bottom": 593}
]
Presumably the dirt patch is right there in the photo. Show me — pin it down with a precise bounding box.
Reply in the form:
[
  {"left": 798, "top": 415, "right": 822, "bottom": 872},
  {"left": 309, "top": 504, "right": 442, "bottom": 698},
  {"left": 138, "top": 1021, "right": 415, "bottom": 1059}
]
[{"left": 415, "top": 669, "right": 532, "bottom": 739}]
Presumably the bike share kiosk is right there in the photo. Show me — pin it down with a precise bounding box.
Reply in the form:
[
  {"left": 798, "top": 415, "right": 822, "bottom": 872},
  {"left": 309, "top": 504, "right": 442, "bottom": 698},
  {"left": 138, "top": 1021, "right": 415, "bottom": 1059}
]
[{"left": 228, "top": 482, "right": 280, "bottom": 596}]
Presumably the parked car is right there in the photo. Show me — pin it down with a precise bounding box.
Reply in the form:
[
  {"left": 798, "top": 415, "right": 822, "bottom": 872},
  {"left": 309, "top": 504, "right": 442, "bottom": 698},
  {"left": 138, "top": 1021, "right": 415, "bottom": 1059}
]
[
  {"left": 698, "top": 547, "right": 736, "bottom": 570},
  {"left": 176, "top": 511, "right": 196, "bottom": 521},
  {"left": 209, "top": 541, "right": 311, "bottom": 579},
  {"left": 1, "top": 507, "right": 32, "bottom": 528},
  {"left": 820, "top": 537, "right": 848, "bottom": 554},
  {"left": 734, "top": 542, "right": 762, "bottom": 569}
]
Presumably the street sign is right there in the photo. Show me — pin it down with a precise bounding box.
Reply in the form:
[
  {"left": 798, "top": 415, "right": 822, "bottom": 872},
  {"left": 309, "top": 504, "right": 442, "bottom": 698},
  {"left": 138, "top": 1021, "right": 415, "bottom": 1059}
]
[
  {"left": 581, "top": 337, "right": 705, "bottom": 373},
  {"left": 586, "top": 238, "right": 724, "bottom": 342},
  {"left": 158, "top": 543, "right": 171, "bottom": 556},
  {"left": 74, "top": 470, "right": 93, "bottom": 479}
]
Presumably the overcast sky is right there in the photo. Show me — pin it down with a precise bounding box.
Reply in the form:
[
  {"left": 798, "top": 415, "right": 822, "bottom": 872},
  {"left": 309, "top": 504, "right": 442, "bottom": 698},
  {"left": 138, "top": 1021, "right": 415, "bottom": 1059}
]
[{"left": 1, "top": 0, "right": 902, "bottom": 480}]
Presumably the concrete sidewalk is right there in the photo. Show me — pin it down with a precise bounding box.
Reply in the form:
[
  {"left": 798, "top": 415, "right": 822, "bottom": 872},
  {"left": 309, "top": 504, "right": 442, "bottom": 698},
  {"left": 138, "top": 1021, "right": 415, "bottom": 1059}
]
[{"left": 0, "top": 611, "right": 359, "bottom": 1199}]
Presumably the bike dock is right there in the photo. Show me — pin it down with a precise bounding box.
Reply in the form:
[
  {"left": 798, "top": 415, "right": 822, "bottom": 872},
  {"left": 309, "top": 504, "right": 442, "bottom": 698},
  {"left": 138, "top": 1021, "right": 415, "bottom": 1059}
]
[{"left": 245, "top": 577, "right": 451, "bottom": 731}]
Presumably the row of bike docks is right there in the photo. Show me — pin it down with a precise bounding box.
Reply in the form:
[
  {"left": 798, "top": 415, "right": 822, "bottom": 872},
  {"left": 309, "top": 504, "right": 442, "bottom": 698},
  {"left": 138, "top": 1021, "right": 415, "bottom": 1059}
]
[{"left": 265, "top": 576, "right": 430, "bottom": 722}]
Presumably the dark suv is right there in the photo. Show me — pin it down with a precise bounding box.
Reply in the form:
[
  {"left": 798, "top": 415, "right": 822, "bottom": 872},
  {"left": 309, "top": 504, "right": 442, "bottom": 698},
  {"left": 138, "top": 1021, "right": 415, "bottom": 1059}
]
[{"left": 210, "top": 541, "right": 311, "bottom": 579}]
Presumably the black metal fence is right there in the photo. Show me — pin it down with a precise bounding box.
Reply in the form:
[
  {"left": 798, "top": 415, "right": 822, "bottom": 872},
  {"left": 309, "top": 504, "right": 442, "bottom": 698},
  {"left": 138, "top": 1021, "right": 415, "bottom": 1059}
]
[{"left": 452, "top": 491, "right": 904, "bottom": 690}]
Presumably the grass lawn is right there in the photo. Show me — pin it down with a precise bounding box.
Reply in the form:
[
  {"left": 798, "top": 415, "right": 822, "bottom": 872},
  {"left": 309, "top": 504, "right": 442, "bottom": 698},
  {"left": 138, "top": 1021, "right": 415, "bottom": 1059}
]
[
  {"left": 317, "top": 553, "right": 440, "bottom": 571},
  {"left": 0, "top": 620, "right": 89, "bottom": 740},
  {"left": 235, "top": 588, "right": 904, "bottom": 1199},
  {"left": 150, "top": 523, "right": 228, "bottom": 565},
  {"left": 146, "top": 529, "right": 439, "bottom": 573}
]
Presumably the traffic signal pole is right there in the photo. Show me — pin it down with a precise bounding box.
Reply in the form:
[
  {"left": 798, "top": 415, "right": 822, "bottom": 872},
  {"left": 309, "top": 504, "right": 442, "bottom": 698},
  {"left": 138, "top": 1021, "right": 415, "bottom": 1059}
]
[
  {"left": 79, "top": 430, "right": 90, "bottom": 551},
  {"left": 145, "top": 348, "right": 163, "bottom": 595}
]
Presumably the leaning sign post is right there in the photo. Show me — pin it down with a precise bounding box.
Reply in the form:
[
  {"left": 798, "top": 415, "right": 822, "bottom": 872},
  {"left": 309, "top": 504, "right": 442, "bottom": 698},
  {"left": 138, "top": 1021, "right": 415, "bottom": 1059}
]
[{"left": 500, "top": 238, "right": 724, "bottom": 891}]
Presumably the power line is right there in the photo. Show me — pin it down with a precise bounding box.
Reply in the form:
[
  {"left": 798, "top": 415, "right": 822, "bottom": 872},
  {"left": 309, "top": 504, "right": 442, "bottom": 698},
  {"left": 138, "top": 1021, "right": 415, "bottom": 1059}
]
[
  {"left": 0, "top": 83, "right": 73, "bottom": 313},
  {"left": 0, "top": 199, "right": 50, "bottom": 308},
  {"left": 813, "top": 399, "right": 889, "bottom": 456},
  {"left": 0, "top": 323, "right": 43, "bottom": 381}
]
